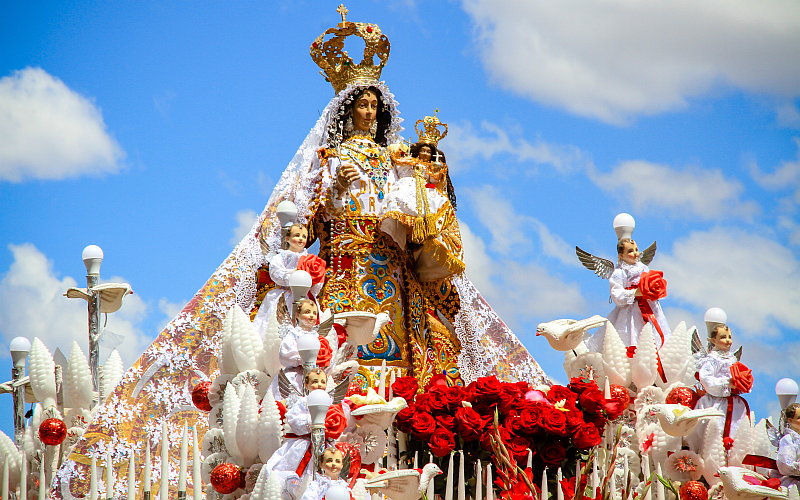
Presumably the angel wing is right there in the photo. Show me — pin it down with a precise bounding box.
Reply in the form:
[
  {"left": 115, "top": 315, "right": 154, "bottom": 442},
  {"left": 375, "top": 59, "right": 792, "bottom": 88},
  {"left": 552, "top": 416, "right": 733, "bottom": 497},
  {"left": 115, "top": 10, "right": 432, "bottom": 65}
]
[
  {"left": 691, "top": 329, "right": 708, "bottom": 357},
  {"left": 278, "top": 369, "right": 303, "bottom": 407},
  {"left": 640, "top": 241, "right": 657, "bottom": 266},
  {"left": 734, "top": 345, "right": 743, "bottom": 362},
  {"left": 576, "top": 246, "right": 614, "bottom": 279},
  {"left": 339, "top": 451, "right": 351, "bottom": 481},
  {"left": 330, "top": 377, "right": 350, "bottom": 405},
  {"left": 766, "top": 419, "right": 782, "bottom": 448},
  {"left": 316, "top": 315, "right": 335, "bottom": 338},
  {"left": 277, "top": 294, "right": 291, "bottom": 326}
]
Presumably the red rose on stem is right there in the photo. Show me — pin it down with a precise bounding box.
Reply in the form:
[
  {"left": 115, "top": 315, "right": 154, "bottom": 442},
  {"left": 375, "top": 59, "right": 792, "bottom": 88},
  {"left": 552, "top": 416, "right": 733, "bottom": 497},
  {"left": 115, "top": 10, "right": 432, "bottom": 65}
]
[
  {"left": 638, "top": 270, "right": 667, "bottom": 301},
  {"left": 568, "top": 378, "right": 597, "bottom": 396},
  {"left": 297, "top": 254, "right": 326, "bottom": 285},
  {"left": 539, "top": 440, "right": 567, "bottom": 467},
  {"left": 428, "top": 387, "right": 449, "bottom": 414},
  {"left": 520, "top": 405, "right": 544, "bottom": 434},
  {"left": 411, "top": 412, "right": 437, "bottom": 440},
  {"left": 504, "top": 435, "right": 531, "bottom": 463},
  {"left": 572, "top": 424, "right": 602, "bottom": 449},
  {"left": 429, "top": 426, "right": 456, "bottom": 457},
  {"left": 316, "top": 336, "right": 332, "bottom": 367},
  {"left": 396, "top": 406, "right": 415, "bottom": 433},
  {"left": 542, "top": 408, "right": 569, "bottom": 436},
  {"left": 603, "top": 399, "right": 624, "bottom": 420},
  {"left": 565, "top": 409, "right": 585, "bottom": 433},
  {"left": 504, "top": 412, "right": 526, "bottom": 436},
  {"left": 325, "top": 404, "right": 348, "bottom": 440},
  {"left": 578, "top": 388, "right": 605, "bottom": 413},
  {"left": 392, "top": 376, "right": 419, "bottom": 402},
  {"left": 443, "top": 386, "right": 464, "bottom": 410},
  {"left": 584, "top": 411, "right": 607, "bottom": 431},
  {"left": 436, "top": 413, "right": 456, "bottom": 430},
  {"left": 456, "top": 406, "right": 488, "bottom": 442},
  {"left": 470, "top": 376, "right": 503, "bottom": 404},
  {"left": 498, "top": 384, "right": 525, "bottom": 414},
  {"left": 415, "top": 393, "right": 431, "bottom": 414},
  {"left": 546, "top": 386, "right": 578, "bottom": 407}
]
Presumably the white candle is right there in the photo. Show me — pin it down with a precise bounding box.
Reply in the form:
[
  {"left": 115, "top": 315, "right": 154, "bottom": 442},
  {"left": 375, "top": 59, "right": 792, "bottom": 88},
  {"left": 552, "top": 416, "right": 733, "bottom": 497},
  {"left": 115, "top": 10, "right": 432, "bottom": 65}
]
[
  {"left": 475, "top": 460, "right": 482, "bottom": 500},
  {"left": 445, "top": 453, "right": 454, "bottom": 500},
  {"left": 556, "top": 468, "right": 563, "bottom": 500},
  {"left": 427, "top": 453, "right": 435, "bottom": 500},
  {"left": 604, "top": 378, "right": 611, "bottom": 399},
  {"left": 527, "top": 449, "right": 532, "bottom": 469},
  {"left": 623, "top": 456, "right": 629, "bottom": 492},
  {"left": 541, "top": 469, "right": 548, "bottom": 500},
  {"left": 591, "top": 459, "right": 598, "bottom": 493},
  {"left": 90, "top": 456, "right": 98, "bottom": 500},
  {"left": 161, "top": 421, "right": 169, "bottom": 500},
  {"left": 576, "top": 460, "right": 582, "bottom": 496},
  {"left": 609, "top": 466, "right": 616, "bottom": 500},
  {"left": 105, "top": 450, "right": 113, "bottom": 500},
  {"left": 413, "top": 451, "right": 418, "bottom": 469},
  {"left": 144, "top": 438, "right": 151, "bottom": 496},
  {"left": 193, "top": 427, "right": 202, "bottom": 500},
  {"left": 654, "top": 462, "right": 664, "bottom": 500},
  {"left": 127, "top": 452, "right": 136, "bottom": 500},
  {"left": 389, "top": 370, "right": 396, "bottom": 399},
  {"left": 178, "top": 423, "right": 188, "bottom": 493},
  {"left": 20, "top": 450, "right": 27, "bottom": 500},
  {"left": 486, "top": 463, "right": 493, "bottom": 500},
  {"left": 378, "top": 360, "right": 387, "bottom": 399},
  {"left": 2, "top": 457, "right": 9, "bottom": 500},
  {"left": 38, "top": 448, "right": 46, "bottom": 500},
  {"left": 642, "top": 454, "right": 651, "bottom": 500},
  {"left": 458, "top": 451, "right": 465, "bottom": 500}
]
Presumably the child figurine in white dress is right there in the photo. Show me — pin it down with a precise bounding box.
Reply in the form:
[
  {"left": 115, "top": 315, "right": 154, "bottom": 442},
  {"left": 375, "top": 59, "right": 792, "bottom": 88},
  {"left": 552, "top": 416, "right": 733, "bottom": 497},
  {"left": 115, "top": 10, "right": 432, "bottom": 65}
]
[
  {"left": 300, "top": 447, "right": 352, "bottom": 500},
  {"left": 777, "top": 403, "right": 800, "bottom": 489},
  {"left": 253, "top": 223, "right": 325, "bottom": 335},
  {"left": 270, "top": 298, "right": 326, "bottom": 397}
]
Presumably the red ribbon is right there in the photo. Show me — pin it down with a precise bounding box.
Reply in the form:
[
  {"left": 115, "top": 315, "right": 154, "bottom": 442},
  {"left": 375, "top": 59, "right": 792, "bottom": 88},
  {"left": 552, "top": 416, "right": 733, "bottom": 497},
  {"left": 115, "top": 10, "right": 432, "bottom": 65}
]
[
  {"left": 283, "top": 433, "right": 313, "bottom": 476},
  {"left": 626, "top": 285, "right": 668, "bottom": 383},
  {"left": 722, "top": 395, "right": 752, "bottom": 449}
]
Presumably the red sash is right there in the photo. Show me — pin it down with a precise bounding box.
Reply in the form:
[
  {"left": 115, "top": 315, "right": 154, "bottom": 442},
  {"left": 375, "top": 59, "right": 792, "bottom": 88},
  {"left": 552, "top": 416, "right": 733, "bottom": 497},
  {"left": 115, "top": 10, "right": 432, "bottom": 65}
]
[
  {"left": 284, "top": 433, "right": 313, "bottom": 476},
  {"left": 722, "top": 394, "right": 752, "bottom": 450},
  {"left": 626, "top": 285, "right": 668, "bottom": 383}
]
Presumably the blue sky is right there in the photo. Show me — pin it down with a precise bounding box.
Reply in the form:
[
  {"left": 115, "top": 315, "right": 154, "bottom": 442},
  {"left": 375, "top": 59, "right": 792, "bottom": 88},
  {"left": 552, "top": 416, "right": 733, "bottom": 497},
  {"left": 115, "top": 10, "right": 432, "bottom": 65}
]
[{"left": 1, "top": 1, "right": 799, "bottom": 439}]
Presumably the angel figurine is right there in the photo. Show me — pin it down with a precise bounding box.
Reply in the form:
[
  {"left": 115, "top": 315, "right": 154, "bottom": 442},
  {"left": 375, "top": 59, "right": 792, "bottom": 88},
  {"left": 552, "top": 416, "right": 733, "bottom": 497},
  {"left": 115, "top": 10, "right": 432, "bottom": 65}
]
[
  {"left": 687, "top": 307, "right": 751, "bottom": 453},
  {"left": 577, "top": 213, "right": 671, "bottom": 352},
  {"left": 776, "top": 403, "right": 800, "bottom": 488},
  {"left": 300, "top": 446, "right": 354, "bottom": 500}
]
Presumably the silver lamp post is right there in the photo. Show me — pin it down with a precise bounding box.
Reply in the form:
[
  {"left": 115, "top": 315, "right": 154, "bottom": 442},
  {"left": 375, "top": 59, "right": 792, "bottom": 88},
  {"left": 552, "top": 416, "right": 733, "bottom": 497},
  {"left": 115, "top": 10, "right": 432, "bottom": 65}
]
[
  {"left": 307, "top": 389, "right": 332, "bottom": 480},
  {"left": 10, "top": 336, "right": 31, "bottom": 446},
  {"left": 776, "top": 378, "right": 799, "bottom": 410},
  {"left": 82, "top": 244, "right": 104, "bottom": 407}
]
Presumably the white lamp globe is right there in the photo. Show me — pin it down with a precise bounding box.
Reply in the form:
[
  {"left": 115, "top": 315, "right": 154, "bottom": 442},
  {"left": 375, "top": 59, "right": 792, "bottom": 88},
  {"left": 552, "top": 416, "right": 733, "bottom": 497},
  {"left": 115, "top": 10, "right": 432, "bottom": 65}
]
[
  {"left": 297, "top": 334, "right": 321, "bottom": 366},
  {"left": 307, "top": 389, "right": 332, "bottom": 428},
  {"left": 10, "top": 336, "right": 31, "bottom": 369},
  {"left": 776, "top": 378, "right": 799, "bottom": 409},
  {"left": 82, "top": 245, "right": 104, "bottom": 275},
  {"left": 289, "top": 270, "right": 312, "bottom": 303},
  {"left": 276, "top": 200, "right": 298, "bottom": 228},
  {"left": 326, "top": 485, "right": 350, "bottom": 500},
  {"left": 613, "top": 213, "right": 635, "bottom": 241}
]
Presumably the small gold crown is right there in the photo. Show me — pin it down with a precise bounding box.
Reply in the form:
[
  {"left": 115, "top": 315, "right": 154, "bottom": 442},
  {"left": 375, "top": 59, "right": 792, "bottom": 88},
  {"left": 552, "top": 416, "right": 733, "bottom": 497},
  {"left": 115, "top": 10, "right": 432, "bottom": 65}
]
[
  {"left": 415, "top": 109, "right": 448, "bottom": 147},
  {"left": 310, "top": 5, "right": 390, "bottom": 94}
]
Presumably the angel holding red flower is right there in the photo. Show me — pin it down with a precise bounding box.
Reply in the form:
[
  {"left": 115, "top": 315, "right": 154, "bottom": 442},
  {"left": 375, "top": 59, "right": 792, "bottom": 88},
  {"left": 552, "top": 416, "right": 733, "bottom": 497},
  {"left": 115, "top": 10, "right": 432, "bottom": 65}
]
[{"left": 577, "top": 213, "right": 671, "bottom": 352}]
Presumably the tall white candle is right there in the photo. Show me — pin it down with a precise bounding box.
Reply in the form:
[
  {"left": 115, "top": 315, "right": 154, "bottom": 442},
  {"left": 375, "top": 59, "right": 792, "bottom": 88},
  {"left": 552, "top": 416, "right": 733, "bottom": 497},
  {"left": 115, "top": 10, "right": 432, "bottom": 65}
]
[
  {"left": 389, "top": 370, "right": 396, "bottom": 399},
  {"left": 591, "top": 460, "right": 598, "bottom": 493},
  {"left": 20, "top": 450, "right": 27, "bottom": 500},
  {"left": 641, "top": 454, "right": 651, "bottom": 500},
  {"left": 105, "top": 450, "right": 113, "bottom": 500},
  {"left": 527, "top": 449, "right": 532, "bottom": 469},
  {"left": 608, "top": 466, "right": 616, "bottom": 500},
  {"left": 445, "top": 453, "right": 454, "bottom": 500},
  {"left": 541, "top": 469, "right": 548, "bottom": 500},
  {"left": 623, "top": 456, "right": 629, "bottom": 492},
  {"left": 654, "top": 462, "right": 664, "bottom": 500},
  {"left": 90, "top": 456, "right": 98, "bottom": 500},
  {"left": 458, "top": 451, "right": 465, "bottom": 500},
  {"left": 193, "top": 427, "right": 202, "bottom": 500},
  {"left": 378, "top": 360, "right": 387, "bottom": 399},
  {"left": 427, "top": 453, "right": 435, "bottom": 500},
  {"left": 413, "top": 451, "right": 418, "bottom": 469},
  {"left": 604, "top": 378, "right": 611, "bottom": 399},
  {"left": 128, "top": 452, "right": 136, "bottom": 500},
  {"left": 2, "top": 457, "right": 9, "bottom": 500},
  {"left": 160, "top": 421, "right": 169, "bottom": 500},
  {"left": 475, "top": 460, "right": 482, "bottom": 500},
  {"left": 556, "top": 468, "right": 563, "bottom": 500},
  {"left": 486, "top": 463, "right": 493, "bottom": 500},
  {"left": 144, "top": 438, "right": 152, "bottom": 497},
  {"left": 38, "top": 448, "right": 46, "bottom": 500},
  {"left": 178, "top": 423, "right": 188, "bottom": 493}
]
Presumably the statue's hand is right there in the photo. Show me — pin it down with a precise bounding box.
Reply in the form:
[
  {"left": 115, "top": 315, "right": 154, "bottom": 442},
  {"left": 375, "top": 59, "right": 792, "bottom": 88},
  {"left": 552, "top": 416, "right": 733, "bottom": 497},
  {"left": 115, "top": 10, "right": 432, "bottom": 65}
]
[{"left": 337, "top": 162, "right": 359, "bottom": 187}]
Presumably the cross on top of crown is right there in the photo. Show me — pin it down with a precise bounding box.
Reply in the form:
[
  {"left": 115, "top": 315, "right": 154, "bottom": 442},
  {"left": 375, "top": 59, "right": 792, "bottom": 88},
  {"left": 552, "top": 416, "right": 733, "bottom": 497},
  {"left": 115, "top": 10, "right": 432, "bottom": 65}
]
[{"left": 337, "top": 4, "right": 348, "bottom": 23}]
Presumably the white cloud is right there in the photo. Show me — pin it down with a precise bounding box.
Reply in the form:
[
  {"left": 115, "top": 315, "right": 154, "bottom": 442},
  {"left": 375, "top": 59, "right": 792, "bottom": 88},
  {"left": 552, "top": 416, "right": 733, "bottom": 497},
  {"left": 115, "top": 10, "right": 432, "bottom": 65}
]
[
  {"left": 158, "top": 298, "right": 188, "bottom": 331},
  {"left": 446, "top": 121, "right": 589, "bottom": 174},
  {"left": 0, "top": 67, "right": 125, "bottom": 182},
  {"left": 230, "top": 209, "right": 258, "bottom": 246},
  {"left": 0, "top": 243, "right": 152, "bottom": 368},
  {"left": 589, "top": 160, "right": 758, "bottom": 219},
  {"left": 461, "top": 0, "right": 800, "bottom": 124},
  {"left": 659, "top": 227, "right": 800, "bottom": 338},
  {"left": 749, "top": 138, "right": 800, "bottom": 191}
]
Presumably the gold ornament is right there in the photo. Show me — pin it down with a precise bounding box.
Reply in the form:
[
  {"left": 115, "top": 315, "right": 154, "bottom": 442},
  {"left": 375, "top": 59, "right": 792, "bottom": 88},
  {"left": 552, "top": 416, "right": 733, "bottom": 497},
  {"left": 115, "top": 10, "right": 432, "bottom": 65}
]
[
  {"left": 415, "top": 109, "right": 448, "bottom": 147},
  {"left": 310, "top": 5, "right": 390, "bottom": 94}
]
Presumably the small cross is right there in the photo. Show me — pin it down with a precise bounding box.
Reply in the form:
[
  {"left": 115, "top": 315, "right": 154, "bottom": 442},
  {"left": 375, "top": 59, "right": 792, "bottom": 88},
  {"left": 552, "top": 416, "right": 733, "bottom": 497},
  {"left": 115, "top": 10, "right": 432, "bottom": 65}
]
[
  {"left": 432, "top": 149, "right": 442, "bottom": 163},
  {"left": 337, "top": 4, "right": 348, "bottom": 23}
]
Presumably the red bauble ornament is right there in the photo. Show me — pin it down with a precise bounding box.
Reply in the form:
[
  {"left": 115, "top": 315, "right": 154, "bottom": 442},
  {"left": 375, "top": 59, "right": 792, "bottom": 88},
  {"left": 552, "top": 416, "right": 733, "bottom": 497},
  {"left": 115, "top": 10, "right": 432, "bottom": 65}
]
[
  {"left": 210, "top": 463, "right": 242, "bottom": 494},
  {"left": 666, "top": 386, "right": 697, "bottom": 408},
  {"left": 38, "top": 418, "right": 67, "bottom": 446},
  {"left": 192, "top": 381, "right": 213, "bottom": 412},
  {"left": 609, "top": 384, "right": 631, "bottom": 409},
  {"left": 679, "top": 480, "right": 707, "bottom": 500}
]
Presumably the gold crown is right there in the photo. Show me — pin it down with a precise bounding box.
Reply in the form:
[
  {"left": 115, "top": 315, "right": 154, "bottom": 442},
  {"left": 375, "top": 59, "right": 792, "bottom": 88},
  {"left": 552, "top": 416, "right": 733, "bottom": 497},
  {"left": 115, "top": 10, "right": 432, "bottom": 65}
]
[
  {"left": 310, "top": 5, "right": 390, "bottom": 94},
  {"left": 415, "top": 109, "right": 448, "bottom": 147}
]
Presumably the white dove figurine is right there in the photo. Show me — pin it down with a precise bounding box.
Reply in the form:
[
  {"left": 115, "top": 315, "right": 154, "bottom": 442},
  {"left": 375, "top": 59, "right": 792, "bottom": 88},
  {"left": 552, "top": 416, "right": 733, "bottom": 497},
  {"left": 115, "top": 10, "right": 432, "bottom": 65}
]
[
  {"left": 537, "top": 315, "right": 607, "bottom": 351},
  {"left": 365, "top": 463, "right": 443, "bottom": 500},
  {"left": 650, "top": 404, "right": 726, "bottom": 436},
  {"left": 716, "top": 466, "right": 789, "bottom": 500}
]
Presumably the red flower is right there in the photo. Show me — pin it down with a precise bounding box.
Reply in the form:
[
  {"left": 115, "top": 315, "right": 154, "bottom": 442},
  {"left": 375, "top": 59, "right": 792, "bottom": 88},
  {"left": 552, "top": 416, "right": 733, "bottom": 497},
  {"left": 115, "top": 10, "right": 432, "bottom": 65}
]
[
  {"left": 505, "top": 412, "right": 526, "bottom": 436},
  {"left": 456, "top": 406, "right": 487, "bottom": 442},
  {"left": 297, "top": 254, "right": 327, "bottom": 285},
  {"left": 325, "top": 404, "right": 348, "bottom": 440},
  {"left": 730, "top": 362, "right": 753, "bottom": 394},
  {"left": 578, "top": 388, "right": 605, "bottom": 413},
  {"left": 542, "top": 408, "right": 569, "bottom": 436},
  {"left": 584, "top": 411, "right": 607, "bottom": 431},
  {"left": 333, "top": 323, "right": 348, "bottom": 349},
  {"left": 436, "top": 413, "right": 456, "bottom": 430},
  {"left": 546, "top": 385, "right": 579, "bottom": 407},
  {"left": 602, "top": 399, "right": 624, "bottom": 420},
  {"left": 470, "top": 376, "right": 503, "bottom": 405},
  {"left": 411, "top": 411, "right": 437, "bottom": 440},
  {"left": 567, "top": 378, "right": 597, "bottom": 396},
  {"left": 425, "top": 373, "right": 449, "bottom": 391},
  {"left": 499, "top": 384, "right": 525, "bottom": 414},
  {"left": 428, "top": 387, "right": 449, "bottom": 414},
  {"left": 428, "top": 426, "right": 456, "bottom": 457},
  {"left": 519, "top": 405, "right": 544, "bottom": 434},
  {"left": 481, "top": 426, "right": 511, "bottom": 452},
  {"left": 539, "top": 440, "right": 567, "bottom": 467},
  {"left": 317, "top": 336, "right": 333, "bottom": 367},
  {"left": 415, "top": 393, "right": 431, "bottom": 414},
  {"left": 572, "top": 424, "right": 602, "bottom": 449},
  {"left": 504, "top": 435, "right": 531, "bottom": 463},
  {"left": 443, "top": 386, "right": 465, "bottom": 410},
  {"left": 395, "top": 406, "right": 414, "bottom": 433},
  {"left": 565, "top": 409, "right": 585, "bottom": 433},
  {"left": 638, "top": 270, "right": 667, "bottom": 301}
]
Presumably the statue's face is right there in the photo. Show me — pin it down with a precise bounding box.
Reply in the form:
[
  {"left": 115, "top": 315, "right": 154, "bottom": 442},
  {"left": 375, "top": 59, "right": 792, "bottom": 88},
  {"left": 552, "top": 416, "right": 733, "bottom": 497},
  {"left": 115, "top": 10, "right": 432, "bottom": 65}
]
[
  {"left": 297, "top": 302, "right": 317, "bottom": 330},
  {"left": 321, "top": 449, "right": 343, "bottom": 479},
  {"left": 287, "top": 226, "right": 308, "bottom": 253},
  {"left": 618, "top": 241, "right": 639, "bottom": 265},
  {"left": 419, "top": 145, "right": 432, "bottom": 162},
  {"left": 306, "top": 371, "right": 327, "bottom": 391},
  {"left": 352, "top": 90, "right": 378, "bottom": 131},
  {"left": 788, "top": 412, "right": 800, "bottom": 433},
  {"left": 710, "top": 327, "right": 732, "bottom": 351}
]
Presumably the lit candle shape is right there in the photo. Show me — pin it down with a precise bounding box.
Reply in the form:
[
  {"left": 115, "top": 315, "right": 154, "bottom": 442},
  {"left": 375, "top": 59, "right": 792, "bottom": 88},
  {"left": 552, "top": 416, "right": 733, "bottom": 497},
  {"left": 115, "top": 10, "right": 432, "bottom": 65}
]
[
  {"left": 556, "top": 468, "right": 563, "bottom": 500},
  {"left": 90, "top": 456, "right": 98, "bottom": 500},
  {"left": 178, "top": 422, "right": 188, "bottom": 497},
  {"left": 161, "top": 421, "right": 169, "bottom": 500},
  {"left": 541, "top": 469, "right": 548, "bottom": 500},
  {"left": 445, "top": 453, "right": 454, "bottom": 500},
  {"left": 458, "top": 450, "right": 465, "bottom": 500},
  {"left": 427, "top": 453, "right": 435, "bottom": 500},
  {"left": 485, "top": 463, "right": 493, "bottom": 500},
  {"left": 193, "top": 427, "right": 202, "bottom": 500},
  {"left": 128, "top": 452, "right": 136, "bottom": 500},
  {"left": 604, "top": 378, "right": 611, "bottom": 399},
  {"left": 527, "top": 449, "right": 532, "bottom": 469},
  {"left": 654, "top": 462, "right": 665, "bottom": 500},
  {"left": 378, "top": 360, "right": 387, "bottom": 399},
  {"left": 106, "top": 450, "right": 113, "bottom": 500},
  {"left": 475, "top": 460, "right": 482, "bottom": 500},
  {"left": 38, "top": 449, "right": 46, "bottom": 500},
  {"left": 20, "top": 450, "right": 27, "bottom": 500},
  {"left": 623, "top": 456, "right": 629, "bottom": 492},
  {"left": 144, "top": 438, "right": 152, "bottom": 500},
  {"left": 641, "top": 454, "right": 651, "bottom": 500}
]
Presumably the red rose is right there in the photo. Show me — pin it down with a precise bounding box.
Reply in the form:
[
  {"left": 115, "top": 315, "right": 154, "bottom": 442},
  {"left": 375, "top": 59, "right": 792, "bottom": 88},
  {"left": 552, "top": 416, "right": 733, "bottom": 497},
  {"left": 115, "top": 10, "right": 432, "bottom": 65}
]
[
  {"left": 411, "top": 412, "right": 437, "bottom": 440},
  {"left": 730, "top": 362, "right": 753, "bottom": 394},
  {"left": 584, "top": 411, "right": 607, "bottom": 431},
  {"left": 425, "top": 373, "right": 449, "bottom": 391},
  {"left": 520, "top": 405, "right": 544, "bottom": 434},
  {"left": 392, "top": 376, "right": 419, "bottom": 403},
  {"left": 504, "top": 435, "right": 530, "bottom": 463},
  {"left": 415, "top": 393, "right": 431, "bottom": 414},
  {"left": 316, "top": 336, "right": 332, "bottom": 367},
  {"left": 470, "top": 376, "right": 503, "bottom": 405},
  {"left": 638, "top": 270, "right": 667, "bottom": 301},
  {"left": 297, "top": 254, "right": 327, "bottom": 285},
  {"left": 603, "top": 399, "right": 624, "bottom": 420},
  {"left": 396, "top": 406, "right": 414, "bottom": 433},
  {"left": 567, "top": 378, "right": 597, "bottom": 396},
  {"left": 546, "top": 386, "right": 578, "bottom": 407},
  {"left": 428, "top": 387, "right": 449, "bottom": 414},
  {"left": 455, "top": 406, "right": 487, "bottom": 442},
  {"left": 443, "top": 386, "right": 464, "bottom": 410},
  {"left": 504, "top": 412, "right": 525, "bottom": 436},
  {"left": 539, "top": 440, "right": 567, "bottom": 467},
  {"left": 572, "top": 424, "right": 602, "bottom": 449},
  {"left": 564, "top": 409, "right": 585, "bottom": 433},
  {"left": 428, "top": 426, "right": 456, "bottom": 457},
  {"left": 325, "top": 404, "right": 348, "bottom": 440},
  {"left": 481, "top": 426, "right": 510, "bottom": 452},
  {"left": 498, "top": 384, "right": 524, "bottom": 415},
  {"left": 436, "top": 413, "right": 456, "bottom": 430},
  {"left": 542, "top": 408, "right": 569, "bottom": 436},
  {"left": 578, "top": 388, "right": 605, "bottom": 413}
]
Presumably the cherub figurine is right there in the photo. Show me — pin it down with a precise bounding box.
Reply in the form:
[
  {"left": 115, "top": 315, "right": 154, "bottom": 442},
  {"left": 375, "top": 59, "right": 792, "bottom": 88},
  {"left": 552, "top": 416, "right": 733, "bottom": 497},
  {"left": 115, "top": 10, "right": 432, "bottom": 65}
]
[
  {"left": 776, "top": 403, "right": 800, "bottom": 488},
  {"left": 687, "top": 307, "right": 751, "bottom": 452},
  {"left": 300, "top": 446, "right": 353, "bottom": 500},
  {"left": 578, "top": 213, "right": 671, "bottom": 352}
]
